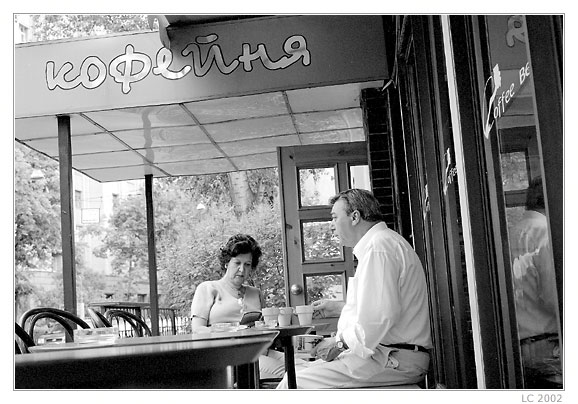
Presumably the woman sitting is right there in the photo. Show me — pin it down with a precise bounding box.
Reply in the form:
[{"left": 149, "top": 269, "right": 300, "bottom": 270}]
[{"left": 190, "top": 233, "right": 285, "bottom": 379}]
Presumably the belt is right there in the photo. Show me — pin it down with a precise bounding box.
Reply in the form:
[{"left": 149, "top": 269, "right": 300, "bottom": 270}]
[
  {"left": 520, "top": 333, "right": 558, "bottom": 345},
  {"left": 380, "top": 343, "right": 429, "bottom": 353}
]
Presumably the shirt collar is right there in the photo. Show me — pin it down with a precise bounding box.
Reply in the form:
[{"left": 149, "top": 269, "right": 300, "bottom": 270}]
[{"left": 353, "top": 221, "right": 387, "bottom": 258}]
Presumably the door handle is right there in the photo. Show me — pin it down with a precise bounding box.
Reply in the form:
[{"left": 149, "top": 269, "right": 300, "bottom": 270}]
[{"left": 290, "top": 284, "right": 303, "bottom": 295}]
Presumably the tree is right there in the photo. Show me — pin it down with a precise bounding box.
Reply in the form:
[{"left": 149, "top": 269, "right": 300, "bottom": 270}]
[
  {"left": 158, "top": 202, "right": 287, "bottom": 314},
  {"left": 84, "top": 168, "right": 285, "bottom": 315},
  {"left": 14, "top": 143, "right": 61, "bottom": 269},
  {"left": 89, "top": 195, "right": 150, "bottom": 297},
  {"left": 228, "top": 171, "right": 256, "bottom": 216}
]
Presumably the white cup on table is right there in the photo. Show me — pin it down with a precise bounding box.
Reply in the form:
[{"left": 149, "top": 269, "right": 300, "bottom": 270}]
[
  {"left": 262, "top": 307, "right": 280, "bottom": 327},
  {"left": 295, "top": 305, "right": 314, "bottom": 325},
  {"left": 278, "top": 307, "right": 294, "bottom": 326}
]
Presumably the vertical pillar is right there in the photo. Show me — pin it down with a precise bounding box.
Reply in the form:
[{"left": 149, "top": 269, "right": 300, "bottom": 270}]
[
  {"left": 57, "top": 115, "right": 77, "bottom": 314},
  {"left": 145, "top": 174, "right": 160, "bottom": 335},
  {"left": 361, "top": 88, "right": 398, "bottom": 229}
]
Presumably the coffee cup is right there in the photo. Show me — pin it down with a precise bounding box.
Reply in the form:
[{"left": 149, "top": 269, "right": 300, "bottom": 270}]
[
  {"left": 262, "top": 307, "right": 280, "bottom": 325},
  {"left": 295, "top": 305, "right": 314, "bottom": 325},
  {"left": 278, "top": 307, "right": 294, "bottom": 326}
]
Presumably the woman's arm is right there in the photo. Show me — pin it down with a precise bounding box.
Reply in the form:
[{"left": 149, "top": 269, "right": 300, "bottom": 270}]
[
  {"left": 190, "top": 281, "right": 215, "bottom": 330},
  {"left": 191, "top": 315, "right": 209, "bottom": 330}
]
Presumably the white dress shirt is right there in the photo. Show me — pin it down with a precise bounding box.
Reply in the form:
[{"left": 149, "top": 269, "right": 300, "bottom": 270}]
[
  {"left": 336, "top": 222, "right": 432, "bottom": 359},
  {"left": 509, "top": 210, "right": 558, "bottom": 340}
]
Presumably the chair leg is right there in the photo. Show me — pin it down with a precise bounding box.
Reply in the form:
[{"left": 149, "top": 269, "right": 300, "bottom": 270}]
[{"left": 417, "top": 372, "right": 428, "bottom": 389}]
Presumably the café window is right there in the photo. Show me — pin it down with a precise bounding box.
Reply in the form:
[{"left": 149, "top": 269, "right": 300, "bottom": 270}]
[
  {"left": 301, "top": 220, "right": 342, "bottom": 262},
  {"left": 304, "top": 273, "right": 345, "bottom": 305},
  {"left": 349, "top": 164, "right": 371, "bottom": 190},
  {"left": 484, "top": 15, "right": 562, "bottom": 388},
  {"left": 298, "top": 166, "right": 337, "bottom": 207}
]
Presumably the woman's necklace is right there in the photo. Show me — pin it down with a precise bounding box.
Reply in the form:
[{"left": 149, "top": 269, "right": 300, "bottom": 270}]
[{"left": 221, "top": 281, "right": 246, "bottom": 307}]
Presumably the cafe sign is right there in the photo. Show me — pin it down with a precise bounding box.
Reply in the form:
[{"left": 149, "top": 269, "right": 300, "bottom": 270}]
[
  {"left": 483, "top": 61, "right": 532, "bottom": 139},
  {"left": 46, "top": 34, "right": 311, "bottom": 95},
  {"left": 16, "top": 15, "right": 388, "bottom": 118},
  {"left": 482, "top": 15, "right": 532, "bottom": 139}
]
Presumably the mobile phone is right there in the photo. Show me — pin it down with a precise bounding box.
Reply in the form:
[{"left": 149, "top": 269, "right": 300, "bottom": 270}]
[{"left": 240, "top": 311, "right": 262, "bottom": 326}]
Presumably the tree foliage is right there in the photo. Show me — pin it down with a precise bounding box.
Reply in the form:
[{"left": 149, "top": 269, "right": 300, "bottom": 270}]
[
  {"left": 14, "top": 143, "right": 61, "bottom": 269},
  {"left": 89, "top": 194, "right": 149, "bottom": 296},
  {"left": 29, "top": 14, "right": 152, "bottom": 41},
  {"left": 157, "top": 202, "right": 286, "bottom": 314},
  {"left": 86, "top": 169, "right": 285, "bottom": 315}
]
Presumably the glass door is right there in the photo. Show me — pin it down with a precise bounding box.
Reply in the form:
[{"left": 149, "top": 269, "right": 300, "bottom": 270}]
[{"left": 278, "top": 142, "right": 368, "bottom": 334}]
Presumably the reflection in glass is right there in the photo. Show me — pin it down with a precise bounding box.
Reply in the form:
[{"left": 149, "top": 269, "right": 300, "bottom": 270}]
[
  {"left": 299, "top": 167, "right": 336, "bottom": 206},
  {"left": 506, "top": 177, "right": 560, "bottom": 387},
  {"left": 305, "top": 274, "right": 344, "bottom": 306},
  {"left": 302, "top": 221, "right": 341, "bottom": 261},
  {"left": 487, "top": 14, "right": 561, "bottom": 388},
  {"left": 505, "top": 206, "right": 526, "bottom": 233},
  {"left": 350, "top": 165, "right": 371, "bottom": 190},
  {"left": 501, "top": 152, "right": 529, "bottom": 191}
]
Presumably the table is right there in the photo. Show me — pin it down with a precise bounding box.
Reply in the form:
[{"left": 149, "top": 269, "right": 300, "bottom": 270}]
[
  {"left": 15, "top": 330, "right": 278, "bottom": 389},
  {"left": 266, "top": 325, "right": 313, "bottom": 389}
]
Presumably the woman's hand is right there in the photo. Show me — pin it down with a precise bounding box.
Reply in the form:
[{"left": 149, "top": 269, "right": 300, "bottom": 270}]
[{"left": 312, "top": 299, "right": 346, "bottom": 318}]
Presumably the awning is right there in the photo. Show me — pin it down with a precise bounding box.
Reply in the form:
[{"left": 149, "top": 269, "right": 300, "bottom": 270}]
[{"left": 14, "top": 15, "right": 387, "bottom": 183}]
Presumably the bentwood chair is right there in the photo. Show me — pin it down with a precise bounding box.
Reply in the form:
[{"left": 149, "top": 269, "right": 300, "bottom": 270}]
[
  {"left": 86, "top": 307, "right": 113, "bottom": 328},
  {"left": 15, "top": 323, "right": 35, "bottom": 354},
  {"left": 104, "top": 309, "right": 152, "bottom": 337},
  {"left": 20, "top": 307, "right": 91, "bottom": 343}
]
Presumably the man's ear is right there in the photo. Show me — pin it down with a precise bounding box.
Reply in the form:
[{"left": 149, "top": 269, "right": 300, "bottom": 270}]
[{"left": 351, "top": 210, "right": 361, "bottom": 225}]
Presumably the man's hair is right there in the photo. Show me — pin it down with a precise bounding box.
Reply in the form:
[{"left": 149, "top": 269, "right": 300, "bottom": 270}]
[
  {"left": 219, "top": 234, "right": 262, "bottom": 272},
  {"left": 329, "top": 189, "right": 383, "bottom": 222},
  {"left": 526, "top": 176, "right": 545, "bottom": 211}
]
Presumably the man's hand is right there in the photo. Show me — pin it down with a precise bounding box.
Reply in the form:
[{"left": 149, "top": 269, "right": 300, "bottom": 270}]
[
  {"left": 312, "top": 299, "right": 346, "bottom": 318},
  {"left": 310, "top": 337, "right": 343, "bottom": 362}
]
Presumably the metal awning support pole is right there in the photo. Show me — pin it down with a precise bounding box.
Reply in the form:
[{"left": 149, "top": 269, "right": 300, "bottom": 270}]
[
  {"left": 57, "top": 115, "right": 77, "bottom": 315},
  {"left": 145, "top": 174, "right": 160, "bottom": 336}
]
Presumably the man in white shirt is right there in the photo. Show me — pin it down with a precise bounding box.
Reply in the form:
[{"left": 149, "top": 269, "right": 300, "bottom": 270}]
[
  {"left": 509, "top": 177, "right": 560, "bottom": 388},
  {"left": 276, "top": 189, "right": 432, "bottom": 389}
]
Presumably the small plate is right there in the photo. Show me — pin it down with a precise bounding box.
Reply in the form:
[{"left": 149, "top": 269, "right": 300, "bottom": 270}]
[{"left": 210, "top": 323, "right": 239, "bottom": 333}]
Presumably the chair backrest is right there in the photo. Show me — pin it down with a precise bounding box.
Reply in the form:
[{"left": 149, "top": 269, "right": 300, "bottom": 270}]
[
  {"left": 87, "top": 307, "right": 113, "bottom": 328},
  {"left": 20, "top": 307, "right": 91, "bottom": 343},
  {"left": 105, "top": 309, "right": 152, "bottom": 337},
  {"left": 15, "top": 323, "right": 35, "bottom": 354}
]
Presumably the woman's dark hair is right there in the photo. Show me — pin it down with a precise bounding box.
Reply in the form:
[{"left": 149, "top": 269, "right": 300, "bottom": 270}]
[
  {"left": 329, "top": 188, "right": 383, "bottom": 222},
  {"left": 219, "top": 234, "right": 262, "bottom": 272}
]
